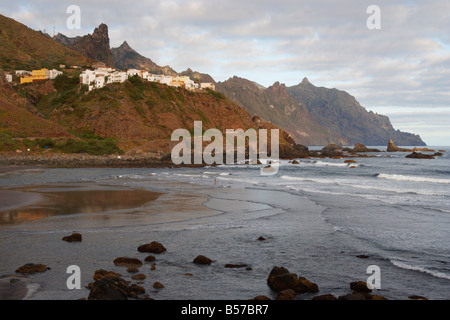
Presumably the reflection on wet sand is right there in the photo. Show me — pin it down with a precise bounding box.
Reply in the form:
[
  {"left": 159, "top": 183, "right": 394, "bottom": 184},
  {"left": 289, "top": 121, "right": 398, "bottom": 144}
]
[{"left": 0, "top": 188, "right": 162, "bottom": 225}]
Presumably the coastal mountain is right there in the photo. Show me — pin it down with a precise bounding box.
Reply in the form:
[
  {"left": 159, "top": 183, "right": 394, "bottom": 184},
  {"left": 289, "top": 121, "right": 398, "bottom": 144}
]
[
  {"left": 286, "top": 78, "right": 425, "bottom": 146},
  {"left": 54, "top": 23, "right": 115, "bottom": 68},
  {"left": 179, "top": 68, "right": 216, "bottom": 84},
  {"left": 111, "top": 41, "right": 177, "bottom": 75},
  {"left": 217, "top": 76, "right": 425, "bottom": 146},
  {"left": 216, "top": 77, "right": 347, "bottom": 145},
  {"left": 1, "top": 14, "right": 426, "bottom": 149},
  {"left": 0, "top": 14, "right": 93, "bottom": 71},
  {"left": 53, "top": 33, "right": 82, "bottom": 46}
]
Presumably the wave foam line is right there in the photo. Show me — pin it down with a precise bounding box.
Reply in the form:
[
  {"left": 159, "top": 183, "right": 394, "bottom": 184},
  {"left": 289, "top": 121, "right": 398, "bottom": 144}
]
[
  {"left": 377, "top": 173, "right": 450, "bottom": 184},
  {"left": 390, "top": 260, "right": 450, "bottom": 280}
]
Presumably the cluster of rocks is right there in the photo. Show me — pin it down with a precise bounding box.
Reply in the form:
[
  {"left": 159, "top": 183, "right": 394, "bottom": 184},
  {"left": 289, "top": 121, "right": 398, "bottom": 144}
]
[
  {"left": 387, "top": 139, "right": 445, "bottom": 159},
  {"left": 252, "top": 266, "right": 390, "bottom": 301},
  {"left": 88, "top": 241, "right": 168, "bottom": 300},
  {"left": 13, "top": 235, "right": 430, "bottom": 300},
  {"left": 266, "top": 266, "right": 319, "bottom": 300}
]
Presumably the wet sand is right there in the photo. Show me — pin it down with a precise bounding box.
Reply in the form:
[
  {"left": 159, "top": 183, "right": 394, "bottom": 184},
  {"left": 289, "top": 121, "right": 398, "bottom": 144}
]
[{"left": 0, "top": 187, "right": 163, "bottom": 225}]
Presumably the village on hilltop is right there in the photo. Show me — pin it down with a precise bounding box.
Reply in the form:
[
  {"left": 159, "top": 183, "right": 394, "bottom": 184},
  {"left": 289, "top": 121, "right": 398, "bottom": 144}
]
[{"left": 3, "top": 63, "right": 216, "bottom": 92}]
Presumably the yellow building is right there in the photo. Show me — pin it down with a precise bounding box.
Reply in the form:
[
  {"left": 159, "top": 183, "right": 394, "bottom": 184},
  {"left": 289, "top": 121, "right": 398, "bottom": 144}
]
[
  {"left": 20, "top": 69, "right": 49, "bottom": 84},
  {"left": 31, "top": 69, "right": 49, "bottom": 80},
  {"left": 20, "top": 76, "right": 33, "bottom": 84}
]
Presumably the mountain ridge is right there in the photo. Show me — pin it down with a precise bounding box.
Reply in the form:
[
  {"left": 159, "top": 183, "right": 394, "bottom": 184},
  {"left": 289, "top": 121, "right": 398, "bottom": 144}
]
[{"left": 2, "top": 15, "right": 426, "bottom": 148}]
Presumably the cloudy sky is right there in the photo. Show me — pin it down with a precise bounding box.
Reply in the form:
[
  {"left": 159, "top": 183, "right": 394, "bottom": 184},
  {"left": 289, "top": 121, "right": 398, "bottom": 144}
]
[{"left": 2, "top": 0, "right": 450, "bottom": 145}]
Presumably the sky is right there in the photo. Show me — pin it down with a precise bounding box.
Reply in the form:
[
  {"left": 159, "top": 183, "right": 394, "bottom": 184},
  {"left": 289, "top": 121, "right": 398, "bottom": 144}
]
[{"left": 2, "top": 0, "right": 450, "bottom": 145}]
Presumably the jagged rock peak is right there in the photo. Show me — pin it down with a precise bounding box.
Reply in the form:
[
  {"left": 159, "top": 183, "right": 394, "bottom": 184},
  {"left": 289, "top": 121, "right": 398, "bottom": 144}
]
[
  {"left": 94, "top": 23, "right": 108, "bottom": 34},
  {"left": 119, "top": 41, "right": 131, "bottom": 49},
  {"left": 267, "top": 81, "right": 288, "bottom": 95},
  {"left": 300, "top": 77, "right": 311, "bottom": 85}
]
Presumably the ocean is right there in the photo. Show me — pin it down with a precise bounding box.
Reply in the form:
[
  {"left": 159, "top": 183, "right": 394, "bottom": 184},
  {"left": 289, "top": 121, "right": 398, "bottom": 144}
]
[{"left": 0, "top": 146, "right": 449, "bottom": 300}]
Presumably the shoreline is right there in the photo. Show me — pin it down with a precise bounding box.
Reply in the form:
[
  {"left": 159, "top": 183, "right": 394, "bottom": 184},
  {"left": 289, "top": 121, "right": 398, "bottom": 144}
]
[{"left": 0, "top": 162, "right": 448, "bottom": 300}]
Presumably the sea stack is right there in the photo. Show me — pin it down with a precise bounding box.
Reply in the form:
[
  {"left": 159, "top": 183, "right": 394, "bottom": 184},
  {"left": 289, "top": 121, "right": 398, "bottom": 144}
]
[{"left": 387, "top": 139, "right": 399, "bottom": 152}]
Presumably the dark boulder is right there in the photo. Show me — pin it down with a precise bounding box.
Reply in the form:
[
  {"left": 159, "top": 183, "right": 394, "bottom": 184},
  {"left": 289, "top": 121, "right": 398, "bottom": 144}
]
[
  {"left": 276, "top": 289, "right": 297, "bottom": 300},
  {"left": 15, "top": 263, "right": 48, "bottom": 274},
  {"left": 322, "top": 143, "right": 343, "bottom": 151},
  {"left": 406, "top": 152, "right": 435, "bottom": 159},
  {"left": 193, "top": 255, "right": 212, "bottom": 265},
  {"left": 62, "top": 233, "right": 82, "bottom": 242},
  {"left": 267, "top": 266, "right": 319, "bottom": 294},
  {"left": 350, "top": 281, "right": 372, "bottom": 293},
  {"left": 92, "top": 269, "right": 122, "bottom": 281},
  {"left": 137, "top": 241, "right": 166, "bottom": 253},
  {"left": 113, "top": 257, "right": 143, "bottom": 268},
  {"left": 353, "top": 143, "right": 381, "bottom": 153},
  {"left": 88, "top": 276, "right": 130, "bottom": 300},
  {"left": 293, "top": 277, "right": 319, "bottom": 293}
]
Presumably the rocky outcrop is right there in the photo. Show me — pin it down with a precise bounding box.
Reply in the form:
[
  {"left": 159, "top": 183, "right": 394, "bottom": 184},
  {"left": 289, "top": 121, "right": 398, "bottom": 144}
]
[
  {"left": 287, "top": 80, "right": 425, "bottom": 146},
  {"left": 387, "top": 139, "right": 413, "bottom": 152},
  {"left": 352, "top": 143, "right": 381, "bottom": 153},
  {"left": 406, "top": 152, "right": 435, "bottom": 159},
  {"left": 267, "top": 266, "right": 319, "bottom": 294},
  {"left": 65, "top": 24, "right": 115, "bottom": 67},
  {"left": 322, "top": 143, "right": 343, "bottom": 151},
  {"left": 216, "top": 77, "right": 347, "bottom": 146}
]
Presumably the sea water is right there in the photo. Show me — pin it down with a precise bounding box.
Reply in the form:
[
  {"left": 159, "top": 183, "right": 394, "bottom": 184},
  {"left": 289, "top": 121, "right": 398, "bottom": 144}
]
[{"left": 0, "top": 147, "right": 448, "bottom": 300}]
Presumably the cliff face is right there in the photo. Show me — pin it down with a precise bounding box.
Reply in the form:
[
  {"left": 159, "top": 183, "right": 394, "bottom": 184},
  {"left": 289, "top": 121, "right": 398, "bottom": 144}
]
[
  {"left": 287, "top": 78, "right": 425, "bottom": 146},
  {"left": 216, "top": 77, "right": 348, "bottom": 145},
  {"left": 111, "top": 41, "right": 177, "bottom": 75},
  {"left": 217, "top": 76, "right": 425, "bottom": 146},
  {"left": 57, "top": 24, "right": 115, "bottom": 68}
]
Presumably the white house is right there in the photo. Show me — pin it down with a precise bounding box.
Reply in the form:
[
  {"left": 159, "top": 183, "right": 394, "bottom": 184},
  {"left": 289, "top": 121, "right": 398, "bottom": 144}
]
[
  {"left": 97, "top": 67, "right": 115, "bottom": 73},
  {"left": 159, "top": 75, "right": 173, "bottom": 85},
  {"left": 94, "top": 74, "right": 105, "bottom": 89},
  {"left": 107, "top": 71, "right": 128, "bottom": 84},
  {"left": 15, "top": 70, "right": 31, "bottom": 76},
  {"left": 200, "top": 83, "right": 215, "bottom": 90},
  {"left": 48, "top": 69, "right": 63, "bottom": 80},
  {"left": 80, "top": 70, "right": 96, "bottom": 86},
  {"left": 127, "top": 69, "right": 141, "bottom": 77}
]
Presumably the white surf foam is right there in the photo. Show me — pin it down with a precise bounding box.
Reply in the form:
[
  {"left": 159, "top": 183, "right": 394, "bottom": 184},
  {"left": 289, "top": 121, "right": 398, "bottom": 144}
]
[
  {"left": 390, "top": 260, "right": 450, "bottom": 280},
  {"left": 377, "top": 173, "right": 450, "bottom": 184}
]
